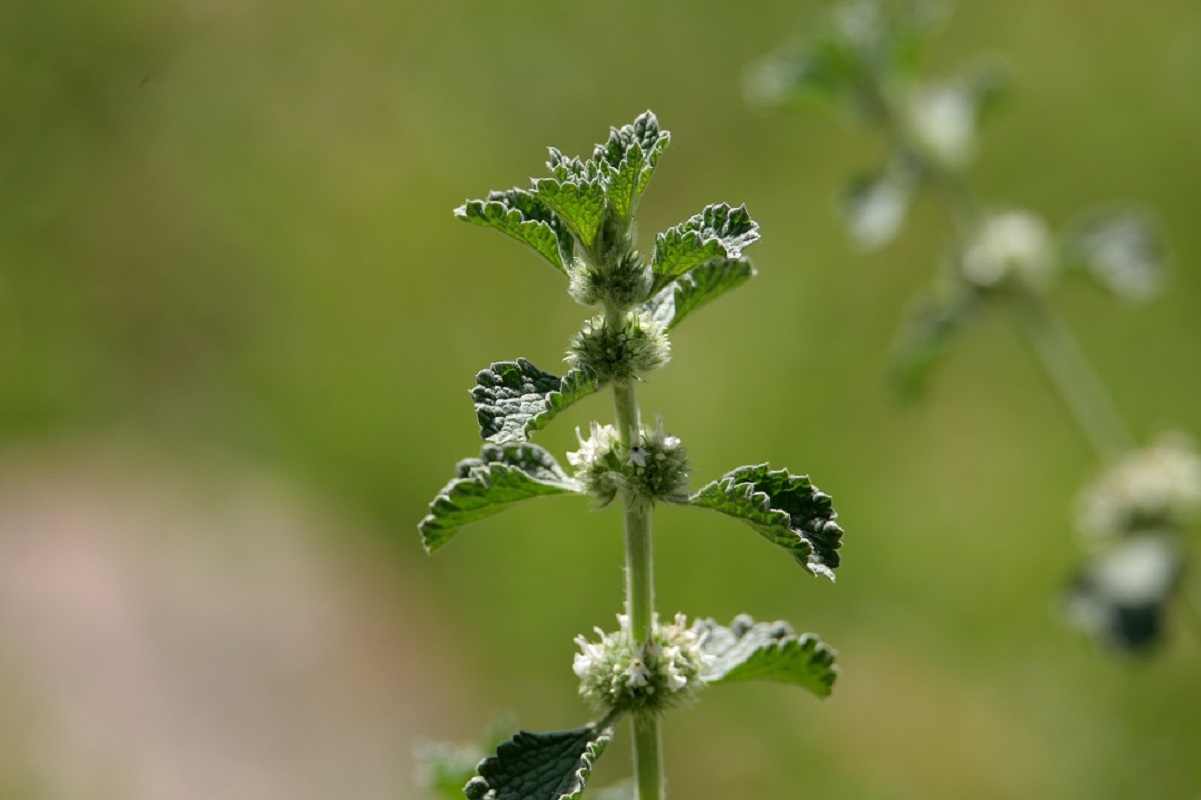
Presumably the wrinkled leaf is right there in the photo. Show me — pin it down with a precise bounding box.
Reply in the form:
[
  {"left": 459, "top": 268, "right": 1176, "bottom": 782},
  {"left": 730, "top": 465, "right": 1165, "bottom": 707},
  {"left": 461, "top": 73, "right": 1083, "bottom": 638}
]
[
  {"left": 651, "top": 204, "right": 760, "bottom": 291},
  {"left": 464, "top": 719, "right": 615, "bottom": 800},
  {"left": 456, "top": 189, "right": 573, "bottom": 276},
  {"left": 473, "top": 359, "right": 603, "bottom": 443},
  {"left": 593, "top": 111, "right": 670, "bottom": 222},
  {"left": 696, "top": 614, "right": 838, "bottom": 698},
  {"left": 641, "top": 258, "right": 755, "bottom": 330},
  {"left": 689, "top": 464, "right": 843, "bottom": 579},
  {"left": 533, "top": 149, "right": 607, "bottom": 250},
  {"left": 420, "top": 443, "right": 578, "bottom": 553}
]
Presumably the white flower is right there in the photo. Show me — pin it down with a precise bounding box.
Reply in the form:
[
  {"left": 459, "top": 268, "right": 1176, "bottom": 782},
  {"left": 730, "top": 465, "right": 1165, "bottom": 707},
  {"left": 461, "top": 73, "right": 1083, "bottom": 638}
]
[
  {"left": 567, "top": 421, "right": 618, "bottom": 469},
  {"left": 626, "top": 446, "right": 647, "bottom": 469},
  {"left": 908, "top": 83, "right": 976, "bottom": 168}
]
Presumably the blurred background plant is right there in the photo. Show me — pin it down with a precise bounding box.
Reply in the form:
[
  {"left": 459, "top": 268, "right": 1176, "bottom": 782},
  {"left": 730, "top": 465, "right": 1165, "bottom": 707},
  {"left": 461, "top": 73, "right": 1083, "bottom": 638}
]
[
  {"left": 744, "top": 0, "right": 1201, "bottom": 657},
  {"left": 2, "top": 0, "right": 1201, "bottom": 798}
]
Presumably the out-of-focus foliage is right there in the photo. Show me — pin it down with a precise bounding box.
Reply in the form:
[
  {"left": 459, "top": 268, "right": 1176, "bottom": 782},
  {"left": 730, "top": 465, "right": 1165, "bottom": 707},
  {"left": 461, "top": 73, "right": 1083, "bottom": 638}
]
[
  {"left": 747, "top": 0, "right": 1199, "bottom": 659},
  {"left": 3, "top": 0, "right": 1201, "bottom": 798}
]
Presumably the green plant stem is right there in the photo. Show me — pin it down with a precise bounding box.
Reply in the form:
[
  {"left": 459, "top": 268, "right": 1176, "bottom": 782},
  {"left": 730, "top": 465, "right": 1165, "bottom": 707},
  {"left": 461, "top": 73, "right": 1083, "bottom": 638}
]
[
  {"left": 633, "top": 713, "right": 663, "bottom": 800},
  {"left": 1011, "top": 288, "right": 1136, "bottom": 462},
  {"left": 611, "top": 376, "right": 663, "bottom": 800}
]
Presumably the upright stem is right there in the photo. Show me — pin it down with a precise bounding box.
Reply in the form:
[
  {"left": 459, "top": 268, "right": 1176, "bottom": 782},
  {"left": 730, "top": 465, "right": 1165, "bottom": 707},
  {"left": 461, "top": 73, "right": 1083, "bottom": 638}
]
[
  {"left": 611, "top": 376, "right": 663, "bottom": 800},
  {"left": 1011, "top": 288, "right": 1137, "bottom": 463}
]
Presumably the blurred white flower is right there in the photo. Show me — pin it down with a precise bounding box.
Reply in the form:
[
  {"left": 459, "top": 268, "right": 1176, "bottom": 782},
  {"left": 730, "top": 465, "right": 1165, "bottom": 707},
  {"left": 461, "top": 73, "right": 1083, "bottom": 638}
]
[
  {"left": 961, "top": 211, "right": 1054, "bottom": 289},
  {"left": 1078, "top": 433, "right": 1201, "bottom": 539}
]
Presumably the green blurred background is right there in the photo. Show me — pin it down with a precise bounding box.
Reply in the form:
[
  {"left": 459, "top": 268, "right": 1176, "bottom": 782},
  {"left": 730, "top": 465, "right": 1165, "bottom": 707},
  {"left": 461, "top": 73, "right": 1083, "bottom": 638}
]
[{"left": 2, "top": 0, "right": 1201, "bottom": 798}]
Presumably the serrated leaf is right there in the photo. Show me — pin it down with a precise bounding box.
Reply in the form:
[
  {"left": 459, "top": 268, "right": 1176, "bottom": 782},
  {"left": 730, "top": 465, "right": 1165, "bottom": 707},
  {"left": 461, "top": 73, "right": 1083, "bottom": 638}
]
[
  {"left": 473, "top": 359, "right": 604, "bottom": 443},
  {"left": 641, "top": 258, "right": 755, "bottom": 330},
  {"left": 651, "top": 204, "right": 760, "bottom": 291},
  {"left": 533, "top": 162, "right": 607, "bottom": 251},
  {"left": 689, "top": 465, "right": 842, "bottom": 579},
  {"left": 695, "top": 614, "right": 838, "bottom": 698},
  {"left": 887, "top": 287, "right": 980, "bottom": 402},
  {"left": 456, "top": 189, "right": 574, "bottom": 277},
  {"left": 464, "top": 720, "right": 615, "bottom": 800},
  {"left": 419, "top": 443, "right": 578, "bottom": 553},
  {"left": 592, "top": 111, "right": 671, "bottom": 221},
  {"left": 1060, "top": 207, "right": 1166, "bottom": 301}
]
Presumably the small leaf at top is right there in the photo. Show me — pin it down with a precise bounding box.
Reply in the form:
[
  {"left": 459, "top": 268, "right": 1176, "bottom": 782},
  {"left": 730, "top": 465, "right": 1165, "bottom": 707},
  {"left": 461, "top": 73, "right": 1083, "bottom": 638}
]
[
  {"left": 464, "top": 719, "right": 615, "bottom": 800},
  {"left": 419, "top": 443, "right": 578, "bottom": 553},
  {"left": 651, "top": 204, "right": 760, "bottom": 292},
  {"left": 456, "top": 189, "right": 574, "bottom": 276},
  {"left": 641, "top": 258, "right": 755, "bottom": 330},
  {"left": 689, "top": 465, "right": 842, "bottom": 579},
  {"left": 592, "top": 111, "right": 671, "bottom": 222},
  {"left": 695, "top": 614, "right": 838, "bottom": 698},
  {"left": 533, "top": 151, "right": 607, "bottom": 250},
  {"left": 1060, "top": 206, "right": 1166, "bottom": 302},
  {"left": 473, "top": 359, "right": 604, "bottom": 443}
]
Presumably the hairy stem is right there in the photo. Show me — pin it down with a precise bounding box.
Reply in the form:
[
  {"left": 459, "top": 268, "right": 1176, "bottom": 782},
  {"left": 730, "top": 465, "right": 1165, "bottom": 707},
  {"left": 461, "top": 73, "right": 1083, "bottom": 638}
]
[
  {"left": 611, "top": 377, "right": 662, "bottom": 799},
  {"left": 1012, "top": 288, "right": 1136, "bottom": 462}
]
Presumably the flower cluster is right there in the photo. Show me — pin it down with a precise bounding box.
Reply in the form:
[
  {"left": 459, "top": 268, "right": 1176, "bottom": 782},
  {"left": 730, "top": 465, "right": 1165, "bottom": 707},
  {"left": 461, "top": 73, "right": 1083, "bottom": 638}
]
[
  {"left": 567, "top": 418, "right": 691, "bottom": 508},
  {"left": 625, "top": 417, "right": 691, "bottom": 508},
  {"left": 568, "top": 251, "right": 653, "bottom": 310},
  {"left": 1077, "top": 433, "right": 1201, "bottom": 539},
  {"left": 566, "top": 311, "right": 670, "bottom": 383},
  {"left": 573, "top": 613, "right": 713, "bottom": 715}
]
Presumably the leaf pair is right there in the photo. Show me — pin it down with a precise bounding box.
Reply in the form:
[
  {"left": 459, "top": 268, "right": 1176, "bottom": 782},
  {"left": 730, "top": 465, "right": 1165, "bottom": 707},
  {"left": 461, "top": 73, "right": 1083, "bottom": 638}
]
[
  {"left": 419, "top": 448, "right": 842, "bottom": 581},
  {"left": 464, "top": 616, "right": 838, "bottom": 800}
]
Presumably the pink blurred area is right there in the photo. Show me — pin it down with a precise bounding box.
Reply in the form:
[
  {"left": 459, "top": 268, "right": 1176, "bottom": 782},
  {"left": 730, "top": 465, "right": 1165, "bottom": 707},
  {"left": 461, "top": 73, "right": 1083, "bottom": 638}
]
[{"left": 0, "top": 441, "right": 457, "bottom": 800}]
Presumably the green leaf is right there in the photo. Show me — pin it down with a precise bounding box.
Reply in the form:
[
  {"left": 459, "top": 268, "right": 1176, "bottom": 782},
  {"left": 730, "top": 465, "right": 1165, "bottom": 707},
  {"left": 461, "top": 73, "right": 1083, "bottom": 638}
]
[
  {"left": 641, "top": 258, "right": 755, "bottom": 330},
  {"left": 456, "top": 189, "right": 574, "bottom": 276},
  {"left": 473, "top": 359, "right": 604, "bottom": 443},
  {"left": 651, "top": 204, "right": 760, "bottom": 291},
  {"left": 887, "top": 287, "right": 979, "bottom": 402},
  {"left": 1060, "top": 207, "right": 1166, "bottom": 301},
  {"left": 419, "top": 443, "right": 578, "bottom": 553},
  {"left": 592, "top": 111, "right": 671, "bottom": 221},
  {"left": 464, "top": 719, "right": 615, "bottom": 800},
  {"left": 533, "top": 149, "right": 607, "bottom": 250},
  {"left": 689, "top": 465, "right": 843, "bottom": 579},
  {"left": 696, "top": 614, "right": 838, "bottom": 698}
]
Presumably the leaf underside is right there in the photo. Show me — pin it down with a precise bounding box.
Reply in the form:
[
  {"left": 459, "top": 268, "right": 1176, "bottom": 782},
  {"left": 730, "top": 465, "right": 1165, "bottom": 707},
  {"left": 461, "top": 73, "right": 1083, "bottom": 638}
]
[
  {"left": 641, "top": 257, "right": 755, "bottom": 330},
  {"left": 456, "top": 189, "right": 574, "bottom": 276},
  {"left": 419, "top": 443, "right": 577, "bottom": 553},
  {"left": 697, "top": 614, "right": 838, "bottom": 698},
  {"left": 465, "top": 720, "right": 615, "bottom": 800},
  {"left": 689, "top": 464, "right": 843, "bottom": 579},
  {"left": 473, "top": 359, "right": 603, "bottom": 443}
]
